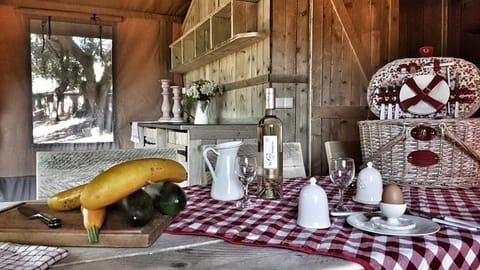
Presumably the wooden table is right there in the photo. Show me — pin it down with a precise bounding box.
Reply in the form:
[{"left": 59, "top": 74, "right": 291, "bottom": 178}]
[
  {"left": 51, "top": 234, "right": 363, "bottom": 269},
  {"left": 9, "top": 175, "right": 480, "bottom": 269},
  {"left": 162, "top": 177, "right": 480, "bottom": 269},
  {"left": 0, "top": 201, "right": 362, "bottom": 269}
]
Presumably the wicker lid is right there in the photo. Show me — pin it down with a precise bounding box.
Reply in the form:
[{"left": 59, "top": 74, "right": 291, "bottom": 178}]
[{"left": 367, "top": 57, "right": 480, "bottom": 119}]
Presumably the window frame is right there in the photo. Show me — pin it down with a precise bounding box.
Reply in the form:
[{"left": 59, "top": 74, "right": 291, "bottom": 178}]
[{"left": 28, "top": 17, "right": 116, "bottom": 149}]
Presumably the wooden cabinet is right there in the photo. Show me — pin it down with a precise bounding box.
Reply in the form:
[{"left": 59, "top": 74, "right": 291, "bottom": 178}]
[
  {"left": 170, "top": 0, "right": 267, "bottom": 73},
  {"left": 134, "top": 123, "right": 257, "bottom": 185}
]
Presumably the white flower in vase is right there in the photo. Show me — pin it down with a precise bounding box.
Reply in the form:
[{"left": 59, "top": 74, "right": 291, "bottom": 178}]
[{"left": 182, "top": 79, "right": 222, "bottom": 123}]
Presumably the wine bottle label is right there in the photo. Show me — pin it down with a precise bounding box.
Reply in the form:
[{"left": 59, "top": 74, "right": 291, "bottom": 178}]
[{"left": 263, "top": 136, "right": 278, "bottom": 169}]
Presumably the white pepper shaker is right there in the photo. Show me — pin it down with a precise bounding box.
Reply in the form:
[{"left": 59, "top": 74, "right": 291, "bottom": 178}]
[
  {"left": 353, "top": 161, "right": 383, "bottom": 204},
  {"left": 297, "top": 177, "right": 330, "bottom": 229}
]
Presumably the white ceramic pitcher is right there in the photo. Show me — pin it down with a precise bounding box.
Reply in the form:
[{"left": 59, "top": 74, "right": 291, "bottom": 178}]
[{"left": 202, "top": 141, "right": 244, "bottom": 201}]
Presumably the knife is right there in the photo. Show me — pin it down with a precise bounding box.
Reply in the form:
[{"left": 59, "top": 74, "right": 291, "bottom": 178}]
[
  {"left": 18, "top": 206, "right": 61, "bottom": 229},
  {"left": 432, "top": 217, "right": 479, "bottom": 231},
  {"left": 444, "top": 216, "right": 480, "bottom": 230}
]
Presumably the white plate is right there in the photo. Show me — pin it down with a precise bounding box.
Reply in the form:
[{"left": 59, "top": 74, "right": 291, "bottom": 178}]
[
  {"left": 399, "top": 74, "right": 450, "bottom": 115},
  {"left": 347, "top": 213, "right": 440, "bottom": 236}
]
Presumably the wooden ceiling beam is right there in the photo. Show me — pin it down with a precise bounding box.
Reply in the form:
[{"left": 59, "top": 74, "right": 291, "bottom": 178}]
[
  {"left": 0, "top": 0, "right": 185, "bottom": 22},
  {"left": 17, "top": 7, "right": 122, "bottom": 25}
]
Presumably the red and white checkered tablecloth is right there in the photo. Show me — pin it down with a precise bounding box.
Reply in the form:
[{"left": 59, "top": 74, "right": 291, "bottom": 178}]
[
  {"left": 0, "top": 242, "right": 68, "bottom": 270},
  {"left": 166, "top": 177, "right": 480, "bottom": 270}
]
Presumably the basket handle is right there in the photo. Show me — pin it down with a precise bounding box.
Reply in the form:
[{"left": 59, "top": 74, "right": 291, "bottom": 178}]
[
  {"left": 364, "top": 126, "right": 408, "bottom": 163},
  {"left": 440, "top": 123, "right": 480, "bottom": 162}
]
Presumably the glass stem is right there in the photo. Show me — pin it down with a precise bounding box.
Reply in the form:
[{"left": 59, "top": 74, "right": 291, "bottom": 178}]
[
  {"left": 242, "top": 182, "right": 249, "bottom": 204},
  {"left": 337, "top": 188, "right": 345, "bottom": 207}
]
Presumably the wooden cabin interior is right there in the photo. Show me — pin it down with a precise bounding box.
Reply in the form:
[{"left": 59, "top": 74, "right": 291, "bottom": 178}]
[{"left": 1, "top": 0, "right": 479, "bottom": 201}]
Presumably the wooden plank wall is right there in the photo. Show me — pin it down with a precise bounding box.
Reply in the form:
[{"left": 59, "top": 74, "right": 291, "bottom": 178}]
[
  {"left": 183, "top": 0, "right": 269, "bottom": 124},
  {"left": 267, "top": 0, "right": 309, "bottom": 162},
  {"left": 177, "top": 0, "right": 400, "bottom": 175},
  {"left": 270, "top": 0, "right": 309, "bottom": 152},
  {"left": 398, "top": 0, "right": 445, "bottom": 58},
  {"left": 178, "top": 0, "right": 478, "bottom": 176},
  {"left": 180, "top": 0, "right": 310, "bottom": 168},
  {"left": 398, "top": 0, "right": 480, "bottom": 68},
  {"left": 456, "top": 0, "right": 480, "bottom": 69},
  {"left": 310, "top": 0, "right": 399, "bottom": 175}
]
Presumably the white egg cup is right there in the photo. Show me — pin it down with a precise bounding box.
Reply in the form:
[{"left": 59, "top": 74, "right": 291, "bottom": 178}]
[{"left": 379, "top": 202, "right": 407, "bottom": 225}]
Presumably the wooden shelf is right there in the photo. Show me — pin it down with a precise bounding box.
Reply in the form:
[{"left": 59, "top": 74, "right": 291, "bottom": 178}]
[
  {"left": 171, "top": 32, "right": 267, "bottom": 73},
  {"left": 170, "top": 0, "right": 267, "bottom": 73}
]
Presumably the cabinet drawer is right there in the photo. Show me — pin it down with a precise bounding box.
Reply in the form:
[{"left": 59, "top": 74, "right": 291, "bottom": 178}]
[
  {"left": 167, "top": 130, "right": 187, "bottom": 147},
  {"left": 142, "top": 127, "right": 158, "bottom": 147}
]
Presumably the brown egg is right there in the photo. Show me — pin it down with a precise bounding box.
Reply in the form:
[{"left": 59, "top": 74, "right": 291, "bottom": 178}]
[{"left": 382, "top": 184, "right": 404, "bottom": 204}]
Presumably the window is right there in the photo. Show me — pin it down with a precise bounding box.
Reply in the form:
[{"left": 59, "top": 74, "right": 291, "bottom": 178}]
[{"left": 30, "top": 19, "right": 113, "bottom": 144}]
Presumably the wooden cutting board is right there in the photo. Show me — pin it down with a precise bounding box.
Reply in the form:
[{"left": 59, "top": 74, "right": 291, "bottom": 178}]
[{"left": 0, "top": 202, "right": 173, "bottom": 247}]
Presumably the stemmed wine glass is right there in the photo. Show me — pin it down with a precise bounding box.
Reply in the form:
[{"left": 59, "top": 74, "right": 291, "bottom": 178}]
[
  {"left": 329, "top": 157, "right": 355, "bottom": 212},
  {"left": 235, "top": 155, "right": 257, "bottom": 209}
]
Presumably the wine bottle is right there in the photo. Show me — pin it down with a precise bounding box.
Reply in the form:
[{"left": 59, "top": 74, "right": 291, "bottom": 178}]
[{"left": 257, "top": 88, "right": 283, "bottom": 200}]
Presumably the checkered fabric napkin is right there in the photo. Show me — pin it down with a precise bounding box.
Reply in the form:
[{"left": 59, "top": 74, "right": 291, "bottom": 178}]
[
  {"left": 166, "top": 177, "right": 480, "bottom": 270},
  {"left": 0, "top": 242, "right": 68, "bottom": 270}
]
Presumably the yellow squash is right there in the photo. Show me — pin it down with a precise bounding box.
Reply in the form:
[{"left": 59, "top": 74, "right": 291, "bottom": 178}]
[
  {"left": 47, "top": 183, "right": 87, "bottom": 211},
  {"left": 81, "top": 206, "right": 106, "bottom": 243},
  {"left": 80, "top": 158, "right": 187, "bottom": 210}
]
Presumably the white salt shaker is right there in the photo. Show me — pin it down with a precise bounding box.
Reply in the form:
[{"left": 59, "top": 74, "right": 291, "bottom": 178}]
[
  {"left": 353, "top": 161, "right": 383, "bottom": 204},
  {"left": 297, "top": 177, "right": 330, "bottom": 229}
]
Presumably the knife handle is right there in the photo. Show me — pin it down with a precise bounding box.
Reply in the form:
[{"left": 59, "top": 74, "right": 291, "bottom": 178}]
[{"left": 35, "top": 212, "right": 62, "bottom": 229}]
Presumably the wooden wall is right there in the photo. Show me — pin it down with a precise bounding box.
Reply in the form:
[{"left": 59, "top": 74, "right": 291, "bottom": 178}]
[
  {"left": 398, "top": 0, "right": 448, "bottom": 58},
  {"left": 178, "top": 0, "right": 310, "bottom": 168},
  {"left": 310, "top": 0, "right": 480, "bottom": 175},
  {"left": 456, "top": 0, "right": 480, "bottom": 68},
  {"left": 399, "top": 0, "right": 480, "bottom": 67},
  {"left": 174, "top": 0, "right": 400, "bottom": 175},
  {"left": 181, "top": 0, "right": 270, "bottom": 125},
  {"left": 270, "top": 0, "right": 309, "bottom": 152},
  {"left": 1, "top": 0, "right": 476, "bottom": 179},
  {"left": 310, "top": 0, "right": 399, "bottom": 175}
]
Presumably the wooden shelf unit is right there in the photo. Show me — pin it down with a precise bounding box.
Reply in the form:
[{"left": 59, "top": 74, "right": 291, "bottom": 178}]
[{"left": 170, "top": 0, "right": 267, "bottom": 73}]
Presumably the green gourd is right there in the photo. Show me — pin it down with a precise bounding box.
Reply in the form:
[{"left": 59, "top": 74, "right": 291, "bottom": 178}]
[{"left": 117, "top": 189, "right": 154, "bottom": 227}]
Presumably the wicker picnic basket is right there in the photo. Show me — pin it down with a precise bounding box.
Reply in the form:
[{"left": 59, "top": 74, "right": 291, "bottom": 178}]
[
  {"left": 358, "top": 118, "right": 480, "bottom": 188},
  {"left": 359, "top": 56, "right": 480, "bottom": 188}
]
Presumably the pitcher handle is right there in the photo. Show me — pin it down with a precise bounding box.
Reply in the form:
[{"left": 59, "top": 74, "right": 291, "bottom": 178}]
[{"left": 202, "top": 147, "right": 219, "bottom": 181}]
